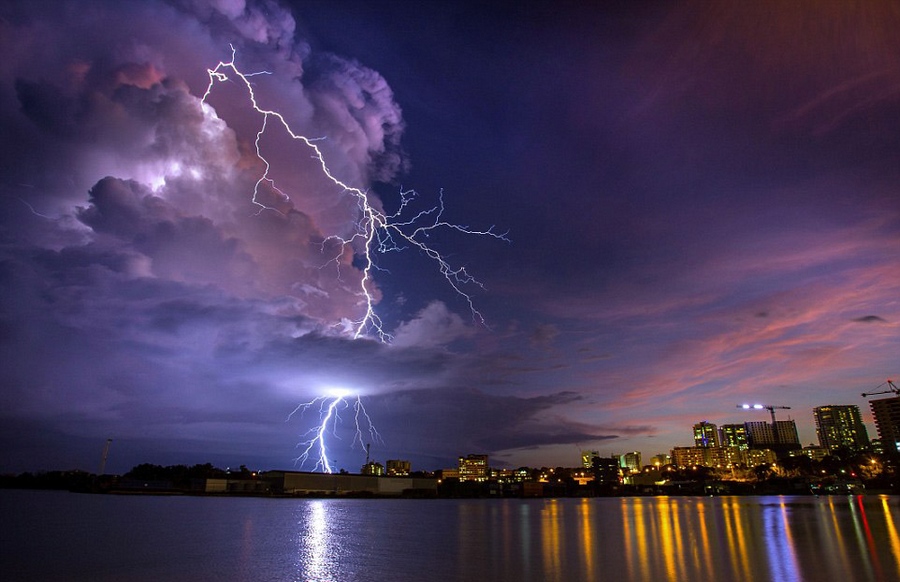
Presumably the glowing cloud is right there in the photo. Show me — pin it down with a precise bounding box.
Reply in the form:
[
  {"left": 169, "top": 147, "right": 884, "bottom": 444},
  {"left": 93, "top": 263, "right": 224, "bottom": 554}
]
[
  {"left": 201, "top": 47, "right": 508, "bottom": 341},
  {"left": 288, "top": 392, "right": 381, "bottom": 473}
]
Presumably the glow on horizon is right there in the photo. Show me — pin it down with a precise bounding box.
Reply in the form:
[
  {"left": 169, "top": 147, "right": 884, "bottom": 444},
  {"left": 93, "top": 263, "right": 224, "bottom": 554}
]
[{"left": 287, "top": 390, "right": 382, "bottom": 473}]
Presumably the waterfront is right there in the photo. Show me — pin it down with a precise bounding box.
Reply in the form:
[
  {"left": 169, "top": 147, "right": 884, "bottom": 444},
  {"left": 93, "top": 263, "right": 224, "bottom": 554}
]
[{"left": 2, "top": 490, "right": 899, "bottom": 581}]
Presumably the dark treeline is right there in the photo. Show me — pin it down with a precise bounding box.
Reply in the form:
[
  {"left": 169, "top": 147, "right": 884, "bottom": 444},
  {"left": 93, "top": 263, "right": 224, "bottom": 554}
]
[
  {"left": 123, "top": 463, "right": 231, "bottom": 487},
  {"left": 0, "top": 463, "right": 233, "bottom": 491},
  {"left": 0, "top": 469, "right": 97, "bottom": 491}
]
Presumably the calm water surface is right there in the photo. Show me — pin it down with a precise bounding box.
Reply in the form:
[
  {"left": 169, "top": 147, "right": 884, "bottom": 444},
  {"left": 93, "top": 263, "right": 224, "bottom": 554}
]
[{"left": 2, "top": 490, "right": 899, "bottom": 581}]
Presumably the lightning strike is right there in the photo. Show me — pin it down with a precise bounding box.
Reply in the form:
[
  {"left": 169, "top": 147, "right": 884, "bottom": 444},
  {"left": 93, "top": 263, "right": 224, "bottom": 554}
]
[
  {"left": 288, "top": 392, "right": 382, "bottom": 473},
  {"left": 202, "top": 46, "right": 508, "bottom": 341},
  {"left": 16, "top": 197, "right": 54, "bottom": 220}
]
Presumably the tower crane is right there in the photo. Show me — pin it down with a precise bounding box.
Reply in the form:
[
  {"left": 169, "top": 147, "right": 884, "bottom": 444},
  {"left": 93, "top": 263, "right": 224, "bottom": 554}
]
[
  {"left": 737, "top": 404, "right": 791, "bottom": 426},
  {"left": 861, "top": 380, "right": 899, "bottom": 398},
  {"left": 737, "top": 404, "right": 791, "bottom": 447}
]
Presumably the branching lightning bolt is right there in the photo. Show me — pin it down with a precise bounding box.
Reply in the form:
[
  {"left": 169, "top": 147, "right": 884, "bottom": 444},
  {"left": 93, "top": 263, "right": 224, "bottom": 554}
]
[
  {"left": 287, "top": 393, "right": 382, "bottom": 473},
  {"left": 202, "top": 46, "right": 508, "bottom": 342}
]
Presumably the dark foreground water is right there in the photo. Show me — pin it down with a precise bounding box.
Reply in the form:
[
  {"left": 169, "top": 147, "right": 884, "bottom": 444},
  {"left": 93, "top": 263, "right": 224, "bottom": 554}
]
[{"left": 2, "top": 490, "right": 899, "bottom": 581}]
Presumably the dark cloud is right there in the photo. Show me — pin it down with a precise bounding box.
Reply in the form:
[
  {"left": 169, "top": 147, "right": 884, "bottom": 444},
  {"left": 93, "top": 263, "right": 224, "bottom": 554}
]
[
  {"left": 853, "top": 315, "right": 887, "bottom": 324},
  {"left": 529, "top": 323, "right": 560, "bottom": 348},
  {"left": 362, "top": 389, "right": 617, "bottom": 469}
]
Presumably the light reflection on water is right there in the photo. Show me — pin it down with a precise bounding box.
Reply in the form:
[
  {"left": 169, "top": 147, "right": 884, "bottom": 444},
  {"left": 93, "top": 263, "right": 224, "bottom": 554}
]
[
  {"left": 2, "top": 491, "right": 899, "bottom": 581},
  {"left": 297, "top": 500, "right": 330, "bottom": 581},
  {"left": 762, "top": 502, "right": 801, "bottom": 581}
]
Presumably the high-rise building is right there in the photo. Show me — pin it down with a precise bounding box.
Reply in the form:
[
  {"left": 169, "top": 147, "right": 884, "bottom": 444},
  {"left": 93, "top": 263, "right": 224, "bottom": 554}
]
[
  {"left": 744, "top": 419, "right": 800, "bottom": 450},
  {"left": 813, "top": 405, "right": 870, "bottom": 453},
  {"left": 869, "top": 397, "right": 900, "bottom": 455},
  {"left": 720, "top": 424, "right": 749, "bottom": 450},
  {"left": 744, "top": 421, "right": 774, "bottom": 447},
  {"left": 773, "top": 420, "right": 801, "bottom": 448},
  {"left": 458, "top": 454, "right": 489, "bottom": 482},
  {"left": 693, "top": 421, "right": 720, "bottom": 447}
]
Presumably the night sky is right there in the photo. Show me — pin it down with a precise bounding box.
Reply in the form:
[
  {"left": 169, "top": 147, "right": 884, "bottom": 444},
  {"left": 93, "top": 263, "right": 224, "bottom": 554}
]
[{"left": 1, "top": 0, "right": 898, "bottom": 475}]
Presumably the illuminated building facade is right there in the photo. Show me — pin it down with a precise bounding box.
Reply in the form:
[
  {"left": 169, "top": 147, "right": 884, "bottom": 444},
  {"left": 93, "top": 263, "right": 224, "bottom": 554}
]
[
  {"left": 719, "top": 446, "right": 744, "bottom": 467},
  {"left": 649, "top": 453, "right": 671, "bottom": 467},
  {"left": 869, "top": 396, "right": 900, "bottom": 455},
  {"left": 743, "top": 448, "right": 777, "bottom": 467},
  {"left": 571, "top": 469, "right": 595, "bottom": 485},
  {"left": 813, "top": 405, "right": 870, "bottom": 453},
  {"left": 719, "top": 424, "right": 748, "bottom": 450},
  {"left": 581, "top": 450, "right": 600, "bottom": 469},
  {"left": 671, "top": 446, "right": 749, "bottom": 469},
  {"left": 458, "top": 454, "right": 489, "bottom": 482},
  {"left": 621, "top": 451, "right": 642, "bottom": 472},
  {"left": 693, "top": 421, "right": 720, "bottom": 447},
  {"left": 672, "top": 446, "right": 707, "bottom": 468},
  {"left": 490, "top": 468, "right": 530, "bottom": 483},
  {"left": 788, "top": 446, "right": 829, "bottom": 462},
  {"left": 386, "top": 459, "right": 411, "bottom": 476},
  {"left": 361, "top": 461, "right": 384, "bottom": 476}
]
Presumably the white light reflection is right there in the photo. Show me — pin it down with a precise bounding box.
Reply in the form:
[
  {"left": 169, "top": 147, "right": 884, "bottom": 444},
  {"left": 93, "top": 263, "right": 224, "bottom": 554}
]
[
  {"left": 761, "top": 503, "right": 801, "bottom": 581},
  {"left": 297, "top": 500, "right": 334, "bottom": 582}
]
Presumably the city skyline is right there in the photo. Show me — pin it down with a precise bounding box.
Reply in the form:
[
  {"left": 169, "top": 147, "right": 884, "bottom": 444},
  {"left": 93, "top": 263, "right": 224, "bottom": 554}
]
[
  {"left": 1, "top": 1, "right": 898, "bottom": 475},
  {"left": 7, "top": 397, "right": 891, "bottom": 477}
]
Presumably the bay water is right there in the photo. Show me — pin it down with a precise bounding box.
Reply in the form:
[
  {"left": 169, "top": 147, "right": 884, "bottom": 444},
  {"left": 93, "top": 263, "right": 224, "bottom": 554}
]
[{"left": 2, "top": 490, "right": 899, "bottom": 581}]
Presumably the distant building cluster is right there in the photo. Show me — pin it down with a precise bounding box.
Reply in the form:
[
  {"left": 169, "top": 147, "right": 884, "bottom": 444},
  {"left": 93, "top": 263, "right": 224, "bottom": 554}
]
[
  {"left": 375, "top": 396, "right": 897, "bottom": 495},
  {"left": 655, "top": 397, "right": 900, "bottom": 475},
  {"left": 427, "top": 396, "right": 899, "bottom": 496},
  {"left": 659, "top": 403, "right": 877, "bottom": 471},
  {"left": 296, "top": 395, "right": 900, "bottom": 498},
  {"left": 438, "top": 398, "right": 899, "bottom": 494},
  {"left": 360, "top": 458, "right": 411, "bottom": 477}
]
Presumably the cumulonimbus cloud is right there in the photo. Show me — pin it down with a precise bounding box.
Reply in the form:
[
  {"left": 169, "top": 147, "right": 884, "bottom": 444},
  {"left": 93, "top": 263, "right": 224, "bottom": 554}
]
[{"left": 1, "top": 0, "right": 408, "bottom": 332}]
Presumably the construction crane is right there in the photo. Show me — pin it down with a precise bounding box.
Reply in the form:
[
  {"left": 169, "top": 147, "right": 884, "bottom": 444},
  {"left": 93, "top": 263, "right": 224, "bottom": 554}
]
[
  {"left": 861, "top": 379, "right": 899, "bottom": 398},
  {"left": 737, "top": 404, "right": 792, "bottom": 447},
  {"left": 737, "top": 404, "right": 791, "bottom": 426},
  {"left": 98, "top": 438, "right": 113, "bottom": 475}
]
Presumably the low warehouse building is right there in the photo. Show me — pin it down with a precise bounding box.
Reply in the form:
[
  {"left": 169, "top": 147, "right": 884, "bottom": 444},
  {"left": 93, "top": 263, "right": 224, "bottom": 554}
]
[{"left": 263, "top": 470, "right": 437, "bottom": 496}]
